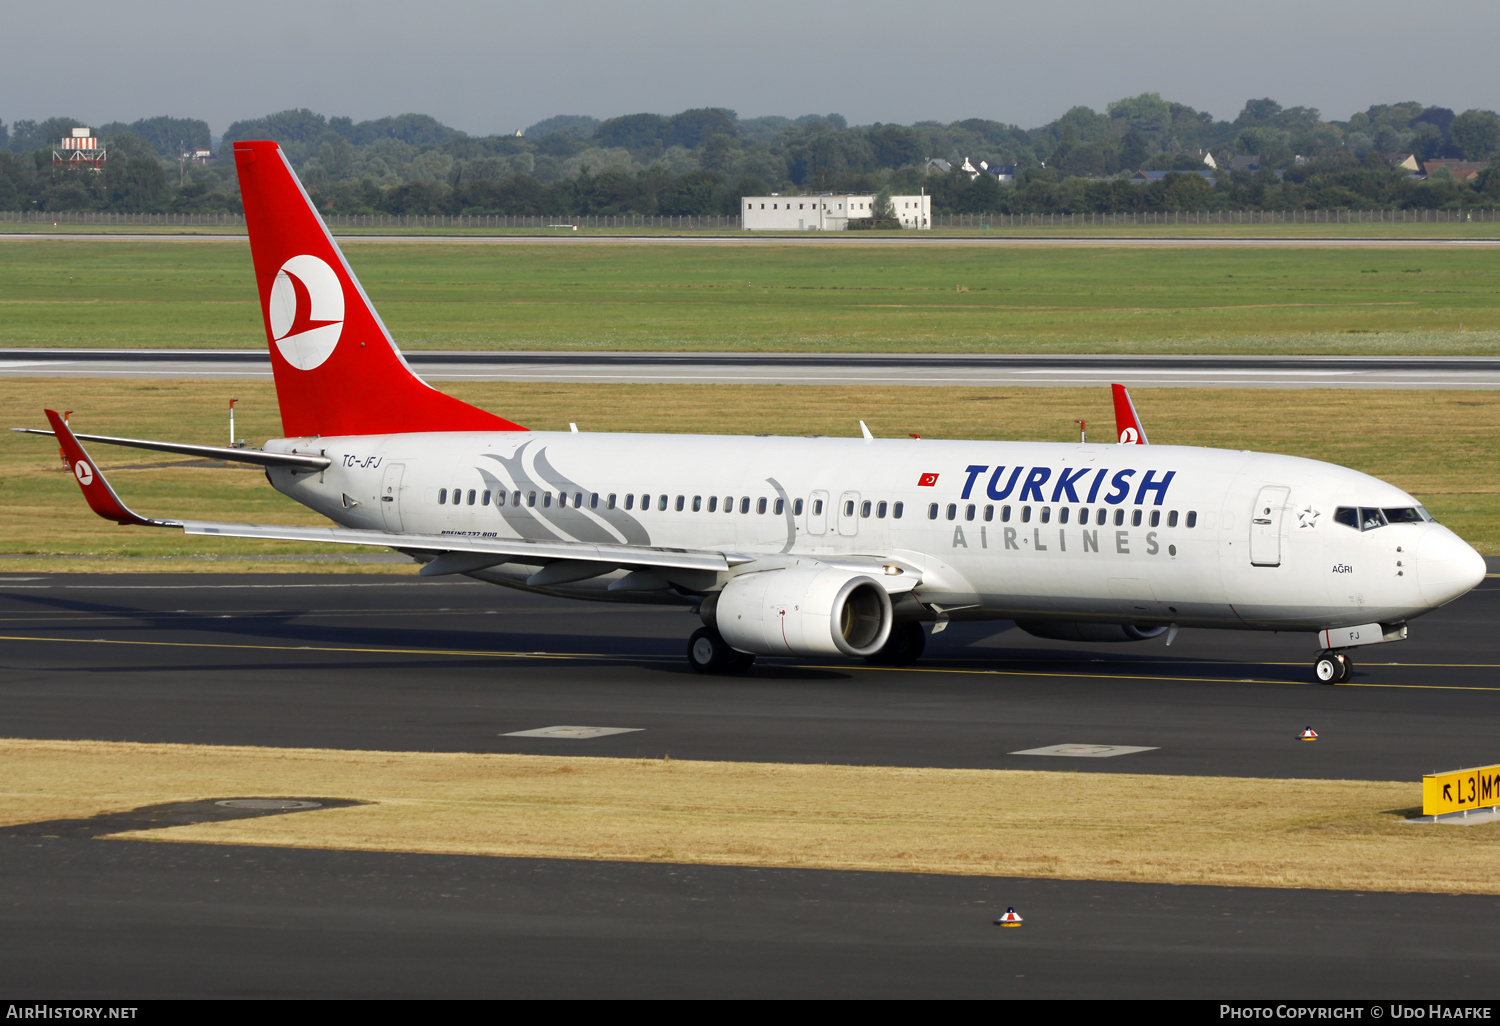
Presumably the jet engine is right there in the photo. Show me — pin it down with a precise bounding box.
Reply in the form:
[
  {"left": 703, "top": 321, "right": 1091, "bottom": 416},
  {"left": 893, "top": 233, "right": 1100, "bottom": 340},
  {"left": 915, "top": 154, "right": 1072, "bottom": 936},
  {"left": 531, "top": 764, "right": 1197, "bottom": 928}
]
[
  {"left": 1014, "top": 621, "right": 1168, "bottom": 643},
  {"left": 716, "top": 562, "right": 892, "bottom": 658}
]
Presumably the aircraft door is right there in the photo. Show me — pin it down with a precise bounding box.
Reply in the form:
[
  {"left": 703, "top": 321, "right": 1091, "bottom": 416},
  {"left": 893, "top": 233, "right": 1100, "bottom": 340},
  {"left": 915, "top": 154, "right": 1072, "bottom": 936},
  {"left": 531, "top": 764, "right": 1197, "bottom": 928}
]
[
  {"left": 1249, "top": 485, "right": 1290, "bottom": 567},
  {"left": 380, "top": 463, "right": 406, "bottom": 532},
  {"left": 838, "top": 490, "right": 861, "bottom": 537},
  {"left": 806, "top": 490, "right": 829, "bottom": 536}
]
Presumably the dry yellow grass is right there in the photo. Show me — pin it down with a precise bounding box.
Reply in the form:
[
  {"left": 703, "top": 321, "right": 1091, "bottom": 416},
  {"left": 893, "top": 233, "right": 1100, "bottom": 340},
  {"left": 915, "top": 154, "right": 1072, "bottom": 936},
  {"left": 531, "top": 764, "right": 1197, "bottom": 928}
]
[
  {"left": 4, "top": 739, "right": 1495, "bottom": 894},
  {"left": 4, "top": 378, "right": 1498, "bottom": 559}
]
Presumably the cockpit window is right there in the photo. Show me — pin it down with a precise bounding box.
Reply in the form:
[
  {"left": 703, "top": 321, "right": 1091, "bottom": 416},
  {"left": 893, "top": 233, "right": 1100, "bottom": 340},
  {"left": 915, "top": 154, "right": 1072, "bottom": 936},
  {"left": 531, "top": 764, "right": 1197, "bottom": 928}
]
[
  {"left": 1334, "top": 507, "right": 1359, "bottom": 530},
  {"left": 1360, "top": 507, "right": 1386, "bottom": 530},
  {"left": 1382, "top": 507, "right": 1424, "bottom": 525}
]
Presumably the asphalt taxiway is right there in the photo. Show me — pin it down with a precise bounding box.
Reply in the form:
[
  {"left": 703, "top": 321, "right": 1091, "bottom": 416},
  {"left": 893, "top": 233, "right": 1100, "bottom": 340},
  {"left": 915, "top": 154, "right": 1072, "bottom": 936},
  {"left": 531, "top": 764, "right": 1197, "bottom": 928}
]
[
  {"left": 2, "top": 568, "right": 1497, "bottom": 998},
  {"left": 6, "top": 349, "right": 1500, "bottom": 389}
]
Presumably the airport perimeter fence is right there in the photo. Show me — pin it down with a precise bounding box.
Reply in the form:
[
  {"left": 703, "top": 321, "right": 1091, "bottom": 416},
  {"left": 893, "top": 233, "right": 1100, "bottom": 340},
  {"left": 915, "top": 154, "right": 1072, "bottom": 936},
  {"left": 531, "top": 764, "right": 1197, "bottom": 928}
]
[
  {"left": 931, "top": 208, "right": 1500, "bottom": 226},
  {"left": 0, "top": 211, "right": 745, "bottom": 229},
  {"left": 3, "top": 208, "right": 1498, "bottom": 229}
]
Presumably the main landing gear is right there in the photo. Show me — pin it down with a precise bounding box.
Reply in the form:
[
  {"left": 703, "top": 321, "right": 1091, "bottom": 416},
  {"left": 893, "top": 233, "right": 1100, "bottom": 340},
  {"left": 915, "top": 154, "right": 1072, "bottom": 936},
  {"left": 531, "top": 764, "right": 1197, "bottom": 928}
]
[
  {"left": 865, "top": 621, "right": 927, "bottom": 666},
  {"left": 687, "top": 626, "right": 756, "bottom": 675},
  {"left": 1314, "top": 650, "right": 1353, "bottom": 684}
]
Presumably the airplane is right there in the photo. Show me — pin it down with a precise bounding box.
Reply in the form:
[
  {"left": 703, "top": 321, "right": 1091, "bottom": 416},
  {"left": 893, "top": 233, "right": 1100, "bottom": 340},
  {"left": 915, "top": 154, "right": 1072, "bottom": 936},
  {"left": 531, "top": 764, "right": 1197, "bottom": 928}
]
[{"left": 19, "top": 139, "right": 1488, "bottom": 684}]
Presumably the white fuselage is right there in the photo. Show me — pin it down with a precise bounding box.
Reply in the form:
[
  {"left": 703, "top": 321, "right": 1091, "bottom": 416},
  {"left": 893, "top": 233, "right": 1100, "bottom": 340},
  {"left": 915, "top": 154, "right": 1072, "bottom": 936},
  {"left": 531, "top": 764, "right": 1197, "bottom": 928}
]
[{"left": 264, "top": 431, "right": 1484, "bottom": 633}]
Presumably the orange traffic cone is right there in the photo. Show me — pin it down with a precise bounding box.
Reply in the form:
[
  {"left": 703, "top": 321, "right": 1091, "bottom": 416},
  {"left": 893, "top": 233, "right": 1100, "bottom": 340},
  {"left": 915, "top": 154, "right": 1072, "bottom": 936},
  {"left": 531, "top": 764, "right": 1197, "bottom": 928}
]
[
  {"left": 994, "top": 907, "right": 1023, "bottom": 927},
  {"left": 1299, "top": 727, "right": 1318, "bottom": 741}
]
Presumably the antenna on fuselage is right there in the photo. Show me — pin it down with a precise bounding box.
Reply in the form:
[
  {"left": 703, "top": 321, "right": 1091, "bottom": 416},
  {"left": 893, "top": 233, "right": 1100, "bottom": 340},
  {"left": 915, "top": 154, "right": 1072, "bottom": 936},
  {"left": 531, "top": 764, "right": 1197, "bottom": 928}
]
[{"left": 1075, "top": 419, "right": 1086, "bottom": 443}]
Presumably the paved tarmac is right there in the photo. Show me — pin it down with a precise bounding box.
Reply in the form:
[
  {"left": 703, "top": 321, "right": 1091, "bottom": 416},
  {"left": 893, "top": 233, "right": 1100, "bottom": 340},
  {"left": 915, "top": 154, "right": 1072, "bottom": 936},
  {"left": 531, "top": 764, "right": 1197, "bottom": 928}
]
[
  {"left": 7, "top": 349, "right": 1500, "bottom": 389},
  {"left": 2, "top": 569, "right": 1497, "bottom": 998},
  {"left": 6, "top": 231, "right": 1500, "bottom": 248}
]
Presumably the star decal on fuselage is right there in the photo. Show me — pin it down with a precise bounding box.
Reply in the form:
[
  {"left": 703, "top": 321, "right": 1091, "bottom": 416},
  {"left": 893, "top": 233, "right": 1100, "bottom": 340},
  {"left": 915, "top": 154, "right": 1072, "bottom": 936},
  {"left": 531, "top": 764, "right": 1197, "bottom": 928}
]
[{"left": 1296, "top": 506, "right": 1320, "bottom": 528}]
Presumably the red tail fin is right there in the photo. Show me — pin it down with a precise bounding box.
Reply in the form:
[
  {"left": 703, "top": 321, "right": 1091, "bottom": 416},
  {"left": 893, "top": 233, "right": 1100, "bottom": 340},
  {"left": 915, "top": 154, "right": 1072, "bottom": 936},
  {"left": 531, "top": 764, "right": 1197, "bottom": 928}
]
[
  {"left": 233, "top": 141, "right": 525, "bottom": 438},
  {"left": 1111, "top": 383, "right": 1148, "bottom": 445}
]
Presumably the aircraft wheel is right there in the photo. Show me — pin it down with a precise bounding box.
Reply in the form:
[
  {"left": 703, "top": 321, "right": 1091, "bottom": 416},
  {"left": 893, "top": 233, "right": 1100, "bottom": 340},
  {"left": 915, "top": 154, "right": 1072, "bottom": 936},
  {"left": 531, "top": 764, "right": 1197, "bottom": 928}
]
[
  {"left": 1314, "top": 651, "right": 1350, "bottom": 685},
  {"left": 866, "top": 621, "right": 927, "bottom": 665},
  {"left": 688, "top": 627, "right": 732, "bottom": 674}
]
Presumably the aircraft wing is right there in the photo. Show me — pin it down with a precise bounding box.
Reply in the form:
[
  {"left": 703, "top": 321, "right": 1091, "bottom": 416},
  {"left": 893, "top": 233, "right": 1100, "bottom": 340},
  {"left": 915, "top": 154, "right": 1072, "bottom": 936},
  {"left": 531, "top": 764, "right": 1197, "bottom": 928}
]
[
  {"left": 11, "top": 426, "right": 330, "bottom": 470},
  {"left": 39, "top": 409, "right": 736, "bottom": 577}
]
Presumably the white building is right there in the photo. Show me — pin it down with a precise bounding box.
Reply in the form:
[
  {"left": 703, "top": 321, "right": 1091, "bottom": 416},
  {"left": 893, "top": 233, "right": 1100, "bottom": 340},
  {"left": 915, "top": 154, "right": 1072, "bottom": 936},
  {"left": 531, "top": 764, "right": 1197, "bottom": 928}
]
[{"left": 742, "top": 193, "right": 932, "bottom": 230}]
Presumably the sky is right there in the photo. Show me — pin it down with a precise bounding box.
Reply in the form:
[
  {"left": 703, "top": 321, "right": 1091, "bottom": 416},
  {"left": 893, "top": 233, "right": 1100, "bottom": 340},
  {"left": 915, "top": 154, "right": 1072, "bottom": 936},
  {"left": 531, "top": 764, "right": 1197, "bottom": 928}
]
[{"left": 5, "top": 0, "right": 1498, "bottom": 136}]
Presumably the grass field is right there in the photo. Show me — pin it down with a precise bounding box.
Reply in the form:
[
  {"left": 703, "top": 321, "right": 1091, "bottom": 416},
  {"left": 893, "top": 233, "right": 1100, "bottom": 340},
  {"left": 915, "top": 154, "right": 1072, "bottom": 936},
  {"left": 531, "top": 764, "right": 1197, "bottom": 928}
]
[
  {"left": 2, "top": 239, "right": 1499, "bottom": 354},
  {"left": 4, "top": 221, "right": 1499, "bottom": 240},
  {"left": 3, "top": 379, "right": 1496, "bottom": 568},
  {"left": 3, "top": 739, "right": 1494, "bottom": 894}
]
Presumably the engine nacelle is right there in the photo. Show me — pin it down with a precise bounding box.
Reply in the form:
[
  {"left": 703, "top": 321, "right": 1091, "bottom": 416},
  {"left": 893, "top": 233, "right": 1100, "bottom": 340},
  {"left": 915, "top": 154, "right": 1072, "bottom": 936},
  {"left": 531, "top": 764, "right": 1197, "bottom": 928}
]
[
  {"left": 1015, "top": 620, "right": 1168, "bottom": 643},
  {"left": 716, "top": 562, "right": 893, "bottom": 658}
]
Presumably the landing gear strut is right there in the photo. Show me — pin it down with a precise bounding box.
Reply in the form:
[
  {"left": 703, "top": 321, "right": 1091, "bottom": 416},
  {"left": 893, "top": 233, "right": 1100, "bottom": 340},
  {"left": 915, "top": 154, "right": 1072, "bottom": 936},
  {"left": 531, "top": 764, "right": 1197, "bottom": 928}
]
[
  {"left": 866, "top": 621, "right": 927, "bottom": 666},
  {"left": 687, "top": 626, "right": 755, "bottom": 675},
  {"left": 1313, "top": 650, "right": 1353, "bottom": 684}
]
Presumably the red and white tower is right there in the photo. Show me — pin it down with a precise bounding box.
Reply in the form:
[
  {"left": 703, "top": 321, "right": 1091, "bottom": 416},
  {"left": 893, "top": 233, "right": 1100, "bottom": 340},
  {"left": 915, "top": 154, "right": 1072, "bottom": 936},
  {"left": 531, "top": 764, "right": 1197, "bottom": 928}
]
[{"left": 54, "top": 127, "right": 106, "bottom": 172}]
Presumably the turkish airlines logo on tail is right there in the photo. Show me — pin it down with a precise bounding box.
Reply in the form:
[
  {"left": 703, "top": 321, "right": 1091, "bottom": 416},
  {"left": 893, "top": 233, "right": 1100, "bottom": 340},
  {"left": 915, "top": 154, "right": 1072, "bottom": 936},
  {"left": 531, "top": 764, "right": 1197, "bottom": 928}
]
[
  {"left": 74, "top": 460, "right": 94, "bottom": 486},
  {"left": 268, "top": 254, "right": 345, "bottom": 370}
]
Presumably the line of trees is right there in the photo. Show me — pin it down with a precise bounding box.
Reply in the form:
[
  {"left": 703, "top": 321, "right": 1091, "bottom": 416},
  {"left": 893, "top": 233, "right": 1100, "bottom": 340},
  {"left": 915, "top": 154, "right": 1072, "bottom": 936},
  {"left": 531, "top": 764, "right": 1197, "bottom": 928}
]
[{"left": 2, "top": 97, "right": 1499, "bottom": 217}]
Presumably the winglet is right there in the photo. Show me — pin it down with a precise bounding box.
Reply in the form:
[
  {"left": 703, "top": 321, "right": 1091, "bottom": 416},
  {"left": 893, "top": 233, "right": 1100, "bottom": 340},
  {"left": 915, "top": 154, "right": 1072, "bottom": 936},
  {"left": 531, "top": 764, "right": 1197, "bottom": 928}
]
[
  {"left": 1111, "top": 384, "right": 1148, "bottom": 444},
  {"left": 45, "top": 410, "right": 172, "bottom": 527}
]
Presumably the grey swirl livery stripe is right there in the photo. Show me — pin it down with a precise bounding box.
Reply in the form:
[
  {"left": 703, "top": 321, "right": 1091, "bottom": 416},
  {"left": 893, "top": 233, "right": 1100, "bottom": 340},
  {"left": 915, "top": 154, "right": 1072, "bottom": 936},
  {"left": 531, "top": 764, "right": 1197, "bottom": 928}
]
[{"left": 480, "top": 442, "right": 650, "bottom": 546}]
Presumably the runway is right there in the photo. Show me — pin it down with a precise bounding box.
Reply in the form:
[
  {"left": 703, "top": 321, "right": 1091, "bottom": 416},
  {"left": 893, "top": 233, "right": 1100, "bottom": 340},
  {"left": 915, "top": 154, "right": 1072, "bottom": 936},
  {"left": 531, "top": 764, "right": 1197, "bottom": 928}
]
[
  {"left": 3, "top": 569, "right": 1497, "bottom": 997},
  {"left": 6, "top": 231, "right": 1500, "bottom": 248},
  {"left": 7, "top": 349, "right": 1500, "bottom": 389}
]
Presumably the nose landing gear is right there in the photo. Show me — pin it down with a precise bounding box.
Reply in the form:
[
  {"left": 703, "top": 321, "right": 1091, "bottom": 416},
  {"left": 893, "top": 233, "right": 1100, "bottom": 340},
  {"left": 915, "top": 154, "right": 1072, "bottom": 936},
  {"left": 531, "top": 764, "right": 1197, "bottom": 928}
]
[{"left": 1314, "top": 650, "right": 1353, "bottom": 684}]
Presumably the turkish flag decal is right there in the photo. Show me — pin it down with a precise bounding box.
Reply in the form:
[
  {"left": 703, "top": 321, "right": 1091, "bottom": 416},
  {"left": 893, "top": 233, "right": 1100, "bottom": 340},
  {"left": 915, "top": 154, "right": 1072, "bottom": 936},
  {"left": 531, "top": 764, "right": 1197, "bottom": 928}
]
[{"left": 917, "top": 473, "right": 939, "bottom": 487}]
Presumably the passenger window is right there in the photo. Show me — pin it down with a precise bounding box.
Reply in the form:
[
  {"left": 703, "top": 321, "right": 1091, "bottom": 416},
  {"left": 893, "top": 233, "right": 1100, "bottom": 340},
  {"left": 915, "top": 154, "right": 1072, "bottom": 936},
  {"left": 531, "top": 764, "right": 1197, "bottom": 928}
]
[
  {"left": 709, "top": 496, "right": 718, "bottom": 512},
  {"left": 465, "top": 489, "right": 474, "bottom": 506},
  {"left": 1150, "top": 510, "right": 1160, "bottom": 527},
  {"left": 1096, "top": 508, "right": 1107, "bottom": 526},
  {"left": 1001, "top": 505, "right": 1011, "bottom": 522},
  {"left": 845, "top": 500, "right": 855, "bottom": 517},
  {"left": 558, "top": 492, "right": 568, "bottom": 508},
  {"left": 453, "top": 484, "right": 462, "bottom": 501},
  {"left": 542, "top": 492, "right": 551, "bottom": 508},
  {"left": 983, "top": 505, "right": 993, "bottom": 522},
  {"left": 862, "top": 500, "right": 872, "bottom": 518},
  {"left": 482, "top": 490, "right": 491, "bottom": 506},
  {"left": 607, "top": 493, "right": 617, "bottom": 510},
  {"left": 962, "top": 504, "right": 973, "bottom": 521},
  {"left": 497, "top": 491, "right": 506, "bottom": 507},
  {"left": 527, "top": 491, "right": 537, "bottom": 508},
  {"left": 1021, "top": 506, "right": 1032, "bottom": 523},
  {"left": 591, "top": 493, "right": 599, "bottom": 509},
  {"left": 659, "top": 495, "right": 669, "bottom": 511},
  {"left": 893, "top": 501, "right": 904, "bottom": 519},
  {"left": 625, "top": 494, "right": 634, "bottom": 510},
  {"left": 1040, "top": 507, "right": 1051, "bottom": 524},
  {"left": 1131, "top": 509, "right": 1142, "bottom": 527},
  {"left": 877, "top": 501, "right": 888, "bottom": 519},
  {"left": 642, "top": 494, "right": 651, "bottom": 510},
  {"left": 675, "top": 495, "right": 685, "bottom": 512},
  {"left": 812, "top": 499, "right": 822, "bottom": 515},
  {"left": 692, "top": 495, "right": 702, "bottom": 512},
  {"left": 793, "top": 498, "right": 803, "bottom": 516},
  {"left": 1114, "top": 509, "right": 1125, "bottom": 526},
  {"left": 928, "top": 503, "right": 939, "bottom": 520},
  {"left": 757, "top": 497, "right": 767, "bottom": 514},
  {"left": 1059, "top": 507, "right": 1069, "bottom": 524},
  {"left": 1360, "top": 507, "right": 1385, "bottom": 531},
  {"left": 741, "top": 497, "right": 751, "bottom": 514},
  {"left": 438, "top": 488, "right": 447, "bottom": 504},
  {"left": 1168, "top": 510, "right": 1178, "bottom": 528},
  {"left": 946, "top": 503, "right": 957, "bottom": 521},
  {"left": 1079, "top": 507, "right": 1088, "bottom": 523},
  {"left": 575, "top": 492, "right": 583, "bottom": 508},
  {"left": 1186, "top": 511, "right": 1197, "bottom": 528},
  {"left": 724, "top": 496, "right": 733, "bottom": 512},
  {"left": 775, "top": 498, "right": 785, "bottom": 515}
]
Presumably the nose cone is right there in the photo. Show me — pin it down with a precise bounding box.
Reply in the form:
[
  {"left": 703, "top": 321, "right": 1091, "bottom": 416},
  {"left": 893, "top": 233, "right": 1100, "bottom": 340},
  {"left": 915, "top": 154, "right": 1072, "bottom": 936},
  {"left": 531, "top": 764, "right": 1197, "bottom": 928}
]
[{"left": 1416, "top": 527, "right": 1487, "bottom": 607}]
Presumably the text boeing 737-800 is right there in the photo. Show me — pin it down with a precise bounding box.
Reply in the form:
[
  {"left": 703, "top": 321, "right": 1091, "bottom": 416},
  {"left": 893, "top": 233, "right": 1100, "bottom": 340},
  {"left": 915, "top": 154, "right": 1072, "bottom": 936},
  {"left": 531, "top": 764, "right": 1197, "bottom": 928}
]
[{"left": 20, "top": 140, "right": 1487, "bottom": 683}]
